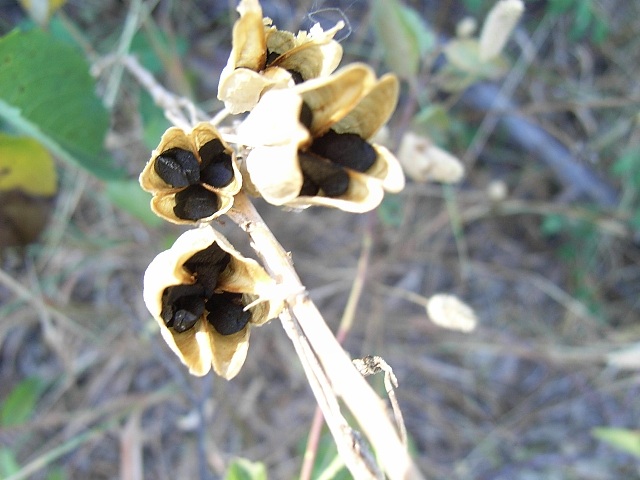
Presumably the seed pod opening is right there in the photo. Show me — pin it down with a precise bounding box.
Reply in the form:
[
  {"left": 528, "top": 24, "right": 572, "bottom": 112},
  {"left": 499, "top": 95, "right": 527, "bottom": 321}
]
[
  {"left": 143, "top": 226, "right": 282, "bottom": 379},
  {"left": 238, "top": 64, "right": 406, "bottom": 212},
  {"left": 139, "top": 123, "right": 242, "bottom": 225},
  {"left": 217, "top": 0, "right": 344, "bottom": 114}
]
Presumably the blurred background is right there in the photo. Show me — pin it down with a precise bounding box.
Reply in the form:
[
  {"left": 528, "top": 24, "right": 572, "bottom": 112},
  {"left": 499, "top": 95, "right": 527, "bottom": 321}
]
[{"left": 0, "top": 0, "right": 639, "bottom": 478}]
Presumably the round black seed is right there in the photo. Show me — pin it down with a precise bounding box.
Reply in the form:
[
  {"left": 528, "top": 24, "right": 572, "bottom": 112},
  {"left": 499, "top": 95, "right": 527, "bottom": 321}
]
[
  {"left": 289, "top": 69, "right": 304, "bottom": 84},
  {"left": 155, "top": 147, "right": 200, "bottom": 187},
  {"left": 299, "top": 102, "right": 313, "bottom": 130},
  {"left": 299, "top": 175, "right": 320, "bottom": 197},
  {"left": 184, "top": 244, "right": 231, "bottom": 297},
  {"left": 173, "top": 185, "right": 219, "bottom": 220},
  {"left": 299, "top": 152, "right": 349, "bottom": 197},
  {"left": 206, "top": 292, "right": 251, "bottom": 336},
  {"left": 200, "top": 155, "right": 234, "bottom": 188},
  {"left": 310, "top": 130, "right": 377, "bottom": 173},
  {"left": 161, "top": 284, "right": 206, "bottom": 333},
  {"left": 199, "top": 140, "right": 234, "bottom": 188}
]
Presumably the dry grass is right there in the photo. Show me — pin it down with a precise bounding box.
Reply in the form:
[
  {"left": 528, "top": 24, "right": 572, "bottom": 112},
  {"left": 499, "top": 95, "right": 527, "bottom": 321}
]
[{"left": 1, "top": 0, "right": 640, "bottom": 479}]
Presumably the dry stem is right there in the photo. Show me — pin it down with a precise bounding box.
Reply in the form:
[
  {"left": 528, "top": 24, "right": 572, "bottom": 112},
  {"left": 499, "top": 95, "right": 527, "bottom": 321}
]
[{"left": 228, "top": 192, "right": 424, "bottom": 480}]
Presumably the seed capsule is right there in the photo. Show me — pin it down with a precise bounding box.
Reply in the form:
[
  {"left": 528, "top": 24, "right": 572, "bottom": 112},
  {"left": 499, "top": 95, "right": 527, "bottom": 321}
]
[
  {"left": 161, "top": 283, "right": 206, "bottom": 333},
  {"left": 206, "top": 292, "right": 252, "bottom": 336},
  {"left": 310, "top": 130, "right": 377, "bottom": 173},
  {"left": 299, "top": 152, "right": 349, "bottom": 197},
  {"left": 155, "top": 147, "right": 200, "bottom": 187},
  {"left": 173, "top": 185, "right": 219, "bottom": 221}
]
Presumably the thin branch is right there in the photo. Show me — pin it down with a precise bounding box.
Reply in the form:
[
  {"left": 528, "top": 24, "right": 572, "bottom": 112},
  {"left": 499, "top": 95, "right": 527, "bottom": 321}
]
[{"left": 228, "top": 192, "right": 424, "bottom": 480}]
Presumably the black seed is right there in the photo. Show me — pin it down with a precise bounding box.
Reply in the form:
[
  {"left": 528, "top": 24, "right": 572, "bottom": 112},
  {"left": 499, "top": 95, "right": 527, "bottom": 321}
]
[
  {"left": 289, "top": 69, "right": 304, "bottom": 84},
  {"left": 206, "top": 292, "right": 251, "bottom": 336},
  {"left": 199, "top": 139, "right": 225, "bottom": 161},
  {"left": 310, "top": 130, "right": 377, "bottom": 172},
  {"left": 199, "top": 140, "right": 234, "bottom": 188},
  {"left": 200, "top": 155, "right": 234, "bottom": 188},
  {"left": 265, "top": 50, "right": 279, "bottom": 66},
  {"left": 173, "top": 185, "right": 219, "bottom": 220},
  {"left": 298, "top": 152, "right": 349, "bottom": 197},
  {"left": 161, "top": 284, "right": 206, "bottom": 333},
  {"left": 299, "top": 175, "right": 320, "bottom": 196},
  {"left": 155, "top": 148, "right": 200, "bottom": 187},
  {"left": 299, "top": 102, "right": 313, "bottom": 130},
  {"left": 184, "top": 243, "right": 231, "bottom": 297}
]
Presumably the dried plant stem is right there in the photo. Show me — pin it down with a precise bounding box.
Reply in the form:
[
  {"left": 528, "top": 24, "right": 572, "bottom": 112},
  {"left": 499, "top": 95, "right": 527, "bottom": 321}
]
[
  {"left": 301, "top": 233, "right": 372, "bottom": 480},
  {"left": 228, "top": 192, "right": 424, "bottom": 480}
]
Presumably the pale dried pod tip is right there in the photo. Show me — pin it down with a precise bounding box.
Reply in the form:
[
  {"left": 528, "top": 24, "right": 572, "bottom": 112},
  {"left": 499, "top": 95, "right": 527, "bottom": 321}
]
[
  {"left": 397, "top": 131, "right": 465, "bottom": 184},
  {"left": 426, "top": 294, "right": 478, "bottom": 333},
  {"left": 479, "top": 0, "right": 525, "bottom": 61}
]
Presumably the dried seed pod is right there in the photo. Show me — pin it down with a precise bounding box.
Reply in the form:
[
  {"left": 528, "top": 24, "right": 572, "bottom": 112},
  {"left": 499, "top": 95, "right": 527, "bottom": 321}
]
[
  {"left": 139, "top": 123, "right": 242, "bottom": 225},
  {"left": 143, "top": 226, "right": 282, "bottom": 379},
  {"left": 217, "top": 0, "right": 344, "bottom": 114},
  {"left": 237, "top": 64, "right": 405, "bottom": 212}
]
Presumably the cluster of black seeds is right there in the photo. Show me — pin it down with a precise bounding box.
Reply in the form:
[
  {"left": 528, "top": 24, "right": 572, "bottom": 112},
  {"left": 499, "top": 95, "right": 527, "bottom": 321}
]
[
  {"left": 296, "top": 103, "right": 378, "bottom": 197},
  {"left": 154, "top": 139, "right": 234, "bottom": 220},
  {"left": 160, "top": 242, "right": 253, "bottom": 336}
]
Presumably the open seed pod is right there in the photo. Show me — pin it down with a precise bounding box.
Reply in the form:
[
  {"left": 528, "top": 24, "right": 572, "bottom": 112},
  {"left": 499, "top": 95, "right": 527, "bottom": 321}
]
[
  {"left": 139, "top": 123, "right": 242, "bottom": 225},
  {"left": 237, "top": 63, "right": 405, "bottom": 213},
  {"left": 143, "top": 226, "right": 282, "bottom": 379},
  {"left": 217, "top": 0, "right": 343, "bottom": 114}
]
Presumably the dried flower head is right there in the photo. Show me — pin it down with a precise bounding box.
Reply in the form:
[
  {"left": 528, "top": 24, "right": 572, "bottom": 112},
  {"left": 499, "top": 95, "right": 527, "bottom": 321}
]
[
  {"left": 143, "top": 226, "right": 282, "bottom": 379},
  {"left": 237, "top": 63, "right": 405, "bottom": 213},
  {"left": 218, "top": 0, "right": 344, "bottom": 114},
  {"left": 139, "top": 123, "right": 242, "bottom": 225}
]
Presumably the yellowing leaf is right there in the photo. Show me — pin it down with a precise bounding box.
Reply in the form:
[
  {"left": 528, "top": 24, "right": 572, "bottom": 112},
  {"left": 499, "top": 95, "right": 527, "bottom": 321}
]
[
  {"left": 18, "top": 0, "right": 67, "bottom": 25},
  {"left": 0, "top": 133, "right": 57, "bottom": 196}
]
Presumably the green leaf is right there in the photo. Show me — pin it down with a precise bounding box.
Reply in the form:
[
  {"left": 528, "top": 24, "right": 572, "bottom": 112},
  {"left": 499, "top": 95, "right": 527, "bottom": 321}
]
[
  {"left": 0, "top": 29, "right": 123, "bottom": 180},
  {"left": 1, "top": 377, "right": 46, "bottom": 427},
  {"left": 547, "top": 0, "right": 576, "bottom": 15},
  {"left": 372, "top": 0, "right": 434, "bottom": 79},
  {"left": 0, "top": 448, "right": 21, "bottom": 477},
  {"left": 0, "top": 132, "right": 57, "bottom": 196},
  {"left": 541, "top": 214, "right": 566, "bottom": 236},
  {"left": 105, "top": 179, "right": 163, "bottom": 227},
  {"left": 224, "top": 458, "right": 268, "bottom": 480},
  {"left": 413, "top": 105, "right": 451, "bottom": 144},
  {"left": 139, "top": 90, "right": 171, "bottom": 151},
  {"left": 131, "top": 28, "right": 188, "bottom": 74},
  {"left": 592, "top": 427, "right": 640, "bottom": 458},
  {"left": 46, "top": 466, "right": 67, "bottom": 480}
]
